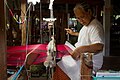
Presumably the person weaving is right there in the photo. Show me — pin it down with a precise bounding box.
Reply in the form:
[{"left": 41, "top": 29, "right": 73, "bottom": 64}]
[{"left": 53, "top": 2, "right": 104, "bottom": 80}]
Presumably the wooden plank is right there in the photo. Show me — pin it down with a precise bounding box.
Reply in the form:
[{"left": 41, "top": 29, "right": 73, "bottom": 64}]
[
  {"left": 0, "top": 0, "right": 7, "bottom": 79},
  {"left": 21, "top": 0, "right": 27, "bottom": 45}
]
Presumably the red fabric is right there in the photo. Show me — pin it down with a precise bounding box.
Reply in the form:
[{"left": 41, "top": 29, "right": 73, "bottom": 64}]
[{"left": 7, "top": 44, "right": 71, "bottom": 66}]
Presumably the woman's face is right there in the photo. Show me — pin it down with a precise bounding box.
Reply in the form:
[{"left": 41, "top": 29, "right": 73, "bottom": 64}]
[{"left": 74, "top": 8, "right": 91, "bottom": 26}]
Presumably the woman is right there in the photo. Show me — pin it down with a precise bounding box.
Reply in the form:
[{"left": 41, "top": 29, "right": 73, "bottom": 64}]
[{"left": 53, "top": 2, "right": 104, "bottom": 80}]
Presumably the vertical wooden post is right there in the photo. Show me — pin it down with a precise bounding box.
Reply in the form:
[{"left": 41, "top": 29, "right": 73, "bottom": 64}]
[
  {"left": 103, "top": 0, "right": 111, "bottom": 56},
  {"left": 0, "top": 0, "right": 7, "bottom": 79},
  {"left": 40, "top": 0, "right": 43, "bottom": 43},
  {"left": 61, "top": 12, "right": 67, "bottom": 43},
  {"left": 21, "top": 0, "right": 27, "bottom": 45}
]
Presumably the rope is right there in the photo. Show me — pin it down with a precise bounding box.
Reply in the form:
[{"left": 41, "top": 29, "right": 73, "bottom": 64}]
[{"left": 5, "top": 0, "right": 32, "bottom": 24}]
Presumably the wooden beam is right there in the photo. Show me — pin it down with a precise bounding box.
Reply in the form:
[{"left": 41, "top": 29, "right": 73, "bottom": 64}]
[
  {"left": 103, "top": 0, "right": 111, "bottom": 56},
  {"left": 54, "top": 0, "right": 79, "bottom": 4},
  {"left": 0, "top": 0, "right": 7, "bottom": 79},
  {"left": 21, "top": 0, "right": 27, "bottom": 45}
]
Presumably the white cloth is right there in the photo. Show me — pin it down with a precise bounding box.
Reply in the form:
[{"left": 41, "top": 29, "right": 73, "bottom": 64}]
[{"left": 57, "top": 55, "right": 80, "bottom": 80}]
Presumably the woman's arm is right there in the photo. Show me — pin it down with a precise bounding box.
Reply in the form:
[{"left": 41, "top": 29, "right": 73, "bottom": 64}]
[
  {"left": 71, "top": 43, "right": 104, "bottom": 60},
  {"left": 65, "top": 28, "right": 79, "bottom": 36}
]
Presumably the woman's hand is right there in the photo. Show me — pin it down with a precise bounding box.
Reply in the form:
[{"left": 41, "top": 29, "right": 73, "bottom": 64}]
[
  {"left": 71, "top": 46, "right": 87, "bottom": 60},
  {"left": 65, "top": 28, "right": 79, "bottom": 36},
  {"left": 65, "top": 28, "right": 74, "bottom": 35},
  {"left": 71, "top": 47, "right": 83, "bottom": 60}
]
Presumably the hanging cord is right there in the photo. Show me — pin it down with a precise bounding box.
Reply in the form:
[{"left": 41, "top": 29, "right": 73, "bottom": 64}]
[
  {"left": 5, "top": 0, "right": 32, "bottom": 24},
  {"left": 12, "top": 45, "right": 40, "bottom": 80},
  {"left": 25, "top": 7, "right": 31, "bottom": 79},
  {"left": 11, "top": 2, "right": 35, "bottom": 80}
]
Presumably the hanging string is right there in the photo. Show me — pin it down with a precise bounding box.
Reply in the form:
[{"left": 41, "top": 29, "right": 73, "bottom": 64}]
[
  {"left": 4, "top": 1, "right": 35, "bottom": 79},
  {"left": 5, "top": 0, "right": 32, "bottom": 24},
  {"left": 12, "top": 44, "right": 40, "bottom": 80}
]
